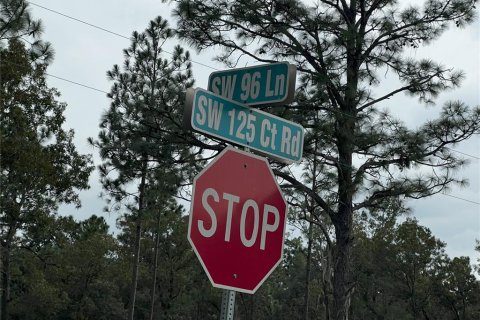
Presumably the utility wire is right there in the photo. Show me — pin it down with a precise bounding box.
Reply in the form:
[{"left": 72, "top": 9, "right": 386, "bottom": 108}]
[
  {"left": 45, "top": 73, "right": 109, "bottom": 94},
  {"left": 441, "top": 193, "right": 480, "bottom": 205},
  {"left": 29, "top": 2, "right": 220, "bottom": 71},
  {"left": 31, "top": 2, "right": 129, "bottom": 40},
  {"left": 444, "top": 147, "right": 480, "bottom": 160},
  {"left": 16, "top": 38, "right": 109, "bottom": 93}
]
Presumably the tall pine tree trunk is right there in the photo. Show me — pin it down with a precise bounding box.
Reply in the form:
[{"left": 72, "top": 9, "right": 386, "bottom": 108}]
[
  {"left": 128, "top": 220, "right": 142, "bottom": 320},
  {"left": 332, "top": 220, "right": 352, "bottom": 320},
  {"left": 331, "top": 16, "right": 358, "bottom": 318},
  {"left": 332, "top": 102, "right": 355, "bottom": 319},
  {"left": 333, "top": 154, "right": 354, "bottom": 320},
  {"left": 149, "top": 213, "right": 161, "bottom": 320},
  {"left": 304, "top": 219, "right": 313, "bottom": 320},
  {"left": 128, "top": 158, "right": 148, "bottom": 320},
  {"left": 304, "top": 138, "right": 319, "bottom": 320},
  {"left": 322, "top": 261, "right": 331, "bottom": 320}
]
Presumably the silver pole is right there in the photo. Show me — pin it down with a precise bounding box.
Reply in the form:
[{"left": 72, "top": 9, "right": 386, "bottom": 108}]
[
  {"left": 220, "top": 290, "right": 236, "bottom": 320},
  {"left": 219, "top": 146, "right": 249, "bottom": 320}
]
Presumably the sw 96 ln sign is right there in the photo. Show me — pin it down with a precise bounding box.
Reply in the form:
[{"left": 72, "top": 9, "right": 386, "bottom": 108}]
[
  {"left": 184, "top": 88, "right": 304, "bottom": 163},
  {"left": 208, "top": 62, "right": 296, "bottom": 106}
]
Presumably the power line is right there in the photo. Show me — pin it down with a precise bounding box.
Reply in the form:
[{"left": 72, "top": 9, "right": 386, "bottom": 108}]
[
  {"left": 444, "top": 147, "right": 480, "bottom": 160},
  {"left": 31, "top": 2, "right": 130, "bottom": 40},
  {"left": 29, "top": 2, "right": 220, "bottom": 71},
  {"left": 13, "top": 39, "right": 109, "bottom": 94},
  {"left": 441, "top": 193, "right": 480, "bottom": 205},
  {"left": 45, "top": 73, "right": 109, "bottom": 94}
]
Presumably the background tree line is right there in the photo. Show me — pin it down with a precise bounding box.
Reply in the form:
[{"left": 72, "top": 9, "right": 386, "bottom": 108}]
[{"left": 1, "top": 0, "right": 479, "bottom": 319}]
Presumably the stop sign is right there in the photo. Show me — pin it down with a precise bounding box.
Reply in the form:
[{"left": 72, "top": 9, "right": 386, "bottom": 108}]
[{"left": 188, "top": 147, "right": 287, "bottom": 294}]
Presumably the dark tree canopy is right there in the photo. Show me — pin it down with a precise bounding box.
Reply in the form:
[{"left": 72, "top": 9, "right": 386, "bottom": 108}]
[{"left": 0, "top": 38, "right": 93, "bottom": 320}]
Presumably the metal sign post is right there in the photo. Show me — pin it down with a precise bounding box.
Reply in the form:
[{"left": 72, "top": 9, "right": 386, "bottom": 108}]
[{"left": 220, "top": 290, "right": 236, "bottom": 320}]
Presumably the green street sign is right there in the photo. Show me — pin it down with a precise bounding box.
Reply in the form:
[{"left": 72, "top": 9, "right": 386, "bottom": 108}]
[
  {"left": 207, "top": 62, "right": 296, "bottom": 106},
  {"left": 184, "top": 88, "right": 304, "bottom": 163}
]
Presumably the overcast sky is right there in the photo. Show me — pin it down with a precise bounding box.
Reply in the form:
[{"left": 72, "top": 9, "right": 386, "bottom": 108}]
[{"left": 28, "top": 1, "right": 479, "bottom": 263}]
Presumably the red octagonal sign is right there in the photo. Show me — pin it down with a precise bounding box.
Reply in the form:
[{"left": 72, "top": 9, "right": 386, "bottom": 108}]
[{"left": 188, "top": 147, "right": 287, "bottom": 294}]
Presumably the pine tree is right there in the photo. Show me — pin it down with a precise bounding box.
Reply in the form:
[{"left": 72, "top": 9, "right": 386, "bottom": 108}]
[
  {"left": 165, "top": 1, "right": 480, "bottom": 318},
  {"left": 90, "top": 16, "right": 197, "bottom": 320}
]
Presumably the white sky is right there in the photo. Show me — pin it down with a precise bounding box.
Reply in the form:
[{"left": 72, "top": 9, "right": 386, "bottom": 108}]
[{"left": 28, "top": 1, "right": 479, "bottom": 263}]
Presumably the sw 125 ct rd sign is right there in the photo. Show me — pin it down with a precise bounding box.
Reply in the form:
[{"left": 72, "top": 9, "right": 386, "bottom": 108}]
[{"left": 184, "top": 88, "right": 304, "bottom": 163}]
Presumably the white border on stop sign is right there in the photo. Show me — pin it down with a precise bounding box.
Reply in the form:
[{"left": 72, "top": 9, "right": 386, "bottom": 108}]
[{"left": 187, "top": 146, "right": 288, "bottom": 294}]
